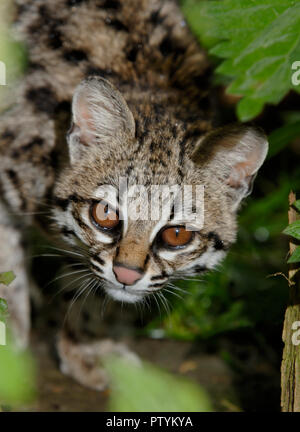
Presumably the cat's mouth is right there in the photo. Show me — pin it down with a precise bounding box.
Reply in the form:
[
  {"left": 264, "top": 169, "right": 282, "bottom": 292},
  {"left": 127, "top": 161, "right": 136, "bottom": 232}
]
[
  {"left": 88, "top": 266, "right": 149, "bottom": 303},
  {"left": 103, "top": 282, "right": 147, "bottom": 304}
]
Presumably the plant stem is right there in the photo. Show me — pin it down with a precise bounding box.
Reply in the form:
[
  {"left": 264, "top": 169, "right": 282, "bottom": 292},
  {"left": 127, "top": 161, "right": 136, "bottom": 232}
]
[{"left": 281, "top": 191, "right": 300, "bottom": 411}]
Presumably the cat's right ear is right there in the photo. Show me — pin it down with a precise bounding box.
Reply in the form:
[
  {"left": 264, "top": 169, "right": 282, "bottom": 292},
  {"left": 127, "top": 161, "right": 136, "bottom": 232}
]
[
  {"left": 191, "top": 124, "right": 268, "bottom": 210},
  {"left": 67, "top": 76, "right": 135, "bottom": 164}
]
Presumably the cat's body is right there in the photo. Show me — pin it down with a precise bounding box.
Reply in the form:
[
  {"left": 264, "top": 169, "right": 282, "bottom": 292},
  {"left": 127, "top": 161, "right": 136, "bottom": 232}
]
[{"left": 0, "top": 0, "right": 268, "bottom": 390}]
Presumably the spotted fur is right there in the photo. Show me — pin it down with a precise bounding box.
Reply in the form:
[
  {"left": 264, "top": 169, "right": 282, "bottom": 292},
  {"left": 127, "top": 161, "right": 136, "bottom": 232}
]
[{"left": 0, "top": 0, "right": 268, "bottom": 387}]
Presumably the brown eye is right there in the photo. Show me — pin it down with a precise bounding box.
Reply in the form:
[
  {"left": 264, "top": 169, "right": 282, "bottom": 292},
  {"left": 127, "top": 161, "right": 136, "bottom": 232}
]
[
  {"left": 91, "top": 201, "right": 119, "bottom": 230},
  {"left": 161, "top": 226, "right": 193, "bottom": 248}
]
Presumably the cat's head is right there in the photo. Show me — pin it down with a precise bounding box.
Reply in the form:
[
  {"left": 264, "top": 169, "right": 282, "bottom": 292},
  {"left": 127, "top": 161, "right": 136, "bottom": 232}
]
[{"left": 53, "top": 76, "right": 268, "bottom": 304}]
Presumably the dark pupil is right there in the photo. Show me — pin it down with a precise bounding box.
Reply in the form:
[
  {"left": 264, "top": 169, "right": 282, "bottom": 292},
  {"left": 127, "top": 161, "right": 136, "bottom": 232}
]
[
  {"left": 175, "top": 228, "right": 180, "bottom": 237},
  {"left": 104, "top": 204, "right": 109, "bottom": 215}
]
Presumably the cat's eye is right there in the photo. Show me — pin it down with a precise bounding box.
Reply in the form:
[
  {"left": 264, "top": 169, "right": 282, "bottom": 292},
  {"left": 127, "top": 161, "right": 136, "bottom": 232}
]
[
  {"left": 91, "top": 201, "right": 120, "bottom": 230},
  {"left": 161, "top": 226, "right": 193, "bottom": 248}
]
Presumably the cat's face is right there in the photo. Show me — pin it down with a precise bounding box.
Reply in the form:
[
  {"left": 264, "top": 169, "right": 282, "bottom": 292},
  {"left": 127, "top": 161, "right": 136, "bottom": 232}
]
[{"left": 53, "top": 77, "right": 268, "bottom": 304}]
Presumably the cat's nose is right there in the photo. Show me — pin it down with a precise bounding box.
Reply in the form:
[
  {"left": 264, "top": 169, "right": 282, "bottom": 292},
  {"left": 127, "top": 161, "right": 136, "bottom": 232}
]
[{"left": 113, "top": 264, "right": 143, "bottom": 286}]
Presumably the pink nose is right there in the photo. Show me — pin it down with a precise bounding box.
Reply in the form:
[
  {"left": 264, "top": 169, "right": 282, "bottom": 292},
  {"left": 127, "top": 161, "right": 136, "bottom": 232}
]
[{"left": 113, "top": 265, "right": 143, "bottom": 286}]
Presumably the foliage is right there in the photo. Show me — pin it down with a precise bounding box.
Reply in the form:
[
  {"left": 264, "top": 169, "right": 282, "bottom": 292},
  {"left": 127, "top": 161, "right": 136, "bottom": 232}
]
[
  {"left": 0, "top": 0, "right": 27, "bottom": 110},
  {"left": 0, "top": 272, "right": 14, "bottom": 322},
  {"left": 0, "top": 271, "right": 15, "bottom": 286},
  {"left": 268, "top": 122, "right": 300, "bottom": 158},
  {"left": 0, "top": 272, "right": 36, "bottom": 407},
  {"left": 0, "top": 2, "right": 35, "bottom": 407},
  {"left": 0, "top": 343, "right": 36, "bottom": 406},
  {"left": 0, "top": 298, "right": 8, "bottom": 323},
  {"left": 147, "top": 171, "right": 300, "bottom": 340},
  {"left": 283, "top": 200, "right": 300, "bottom": 263},
  {"left": 152, "top": 0, "right": 300, "bottom": 344},
  {"left": 181, "top": 0, "right": 300, "bottom": 121},
  {"left": 105, "top": 357, "right": 212, "bottom": 412}
]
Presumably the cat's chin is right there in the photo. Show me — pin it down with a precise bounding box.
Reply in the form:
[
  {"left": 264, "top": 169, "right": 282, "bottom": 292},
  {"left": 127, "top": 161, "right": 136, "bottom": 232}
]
[{"left": 104, "top": 285, "right": 144, "bottom": 304}]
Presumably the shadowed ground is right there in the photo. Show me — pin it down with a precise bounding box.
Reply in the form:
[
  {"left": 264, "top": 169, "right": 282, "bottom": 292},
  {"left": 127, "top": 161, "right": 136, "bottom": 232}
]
[{"left": 18, "top": 333, "right": 238, "bottom": 412}]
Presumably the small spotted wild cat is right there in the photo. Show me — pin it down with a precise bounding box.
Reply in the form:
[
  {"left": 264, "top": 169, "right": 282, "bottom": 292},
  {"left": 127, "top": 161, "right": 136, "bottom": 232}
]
[{"left": 0, "top": 0, "right": 268, "bottom": 390}]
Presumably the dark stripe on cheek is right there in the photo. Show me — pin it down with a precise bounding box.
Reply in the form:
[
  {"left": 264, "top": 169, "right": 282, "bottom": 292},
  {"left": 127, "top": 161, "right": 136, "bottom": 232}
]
[
  {"left": 149, "top": 282, "right": 165, "bottom": 288},
  {"left": 72, "top": 210, "right": 90, "bottom": 232},
  {"left": 91, "top": 254, "right": 105, "bottom": 266},
  {"left": 90, "top": 263, "right": 104, "bottom": 274},
  {"left": 60, "top": 227, "right": 76, "bottom": 238},
  {"left": 151, "top": 271, "right": 169, "bottom": 281},
  {"left": 207, "top": 232, "right": 225, "bottom": 250},
  {"left": 152, "top": 252, "right": 168, "bottom": 273},
  {"left": 53, "top": 197, "right": 69, "bottom": 210},
  {"left": 143, "top": 254, "right": 150, "bottom": 268},
  {"left": 193, "top": 265, "right": 207, "bottom": 273}
]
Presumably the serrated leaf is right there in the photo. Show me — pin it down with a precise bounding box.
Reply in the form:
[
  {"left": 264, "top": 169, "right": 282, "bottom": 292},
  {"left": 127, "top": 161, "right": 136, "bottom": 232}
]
[
  {"left": 283, "top": 220, "right": 300, "bottom": 240},
  {"left": 181, "top": 0, "right": 300, "bottom": 120},
  {"left": 0, "top": 271, "right": 15, "bottom": 286},
  {"left": 288, "top": 246, "right": 300, "bottom": 263}
]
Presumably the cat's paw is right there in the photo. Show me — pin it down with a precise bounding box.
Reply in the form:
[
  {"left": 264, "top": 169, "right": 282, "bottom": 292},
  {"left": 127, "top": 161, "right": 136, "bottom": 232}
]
[{"left": 57, "top": 332, "right": 140, "bottom": 391}]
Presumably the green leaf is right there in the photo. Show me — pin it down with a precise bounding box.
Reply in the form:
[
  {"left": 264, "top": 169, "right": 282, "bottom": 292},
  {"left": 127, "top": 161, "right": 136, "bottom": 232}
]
[
  {"left": 0, "top": 271, "right": 15, "bottom": 286},
  {"left": 0, "top": 0, "right": 28, "bottom": 111},
  {"left": 288, "top": 246, "right": 300, "bottom": 264},
  {"left": 105, "top": 357, "right": 212, "bottom": 412},
  {"left": 0, "top": 343, "right": 36, "bottom": 405},
  {"left": 236, "top": 97, "right": 264, "bottom": 122},
  {"left": 181, "top": 0, "right": 300, "bottom": 120},
  {"left": 268, "top": 122, "right": 300, "bottom": 158},
  {"left": 283, "top": 220, "right": 300, "bottom": 240},
  {"left": 0, "top": 298, "right": 8, "bottom": 322},
  {"left": 293, "top": 200, "right": 300, "bottom": 212}
]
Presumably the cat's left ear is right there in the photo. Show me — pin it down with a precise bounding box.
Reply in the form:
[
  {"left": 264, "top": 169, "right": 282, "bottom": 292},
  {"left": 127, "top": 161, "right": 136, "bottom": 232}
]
[
  {"left": 68, "top": 76, "right": 135, "bottom": 164},
  {"left": 192, "top": 125, "right": 269, "bottom": 210}
]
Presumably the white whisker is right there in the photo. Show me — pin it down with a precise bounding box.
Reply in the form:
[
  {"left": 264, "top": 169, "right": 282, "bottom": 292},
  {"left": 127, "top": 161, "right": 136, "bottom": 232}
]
[
  {"left": 157, "top": 291, "right": 171, "bottom": 316},
  {"left": 163, "top": 288, "right": 183, "bottom": 300},
  {"left": 45, "top": 268, "right": 90, "bottom": 288},
  {"left": 47, "top": 246, "right": 85, "bottom": 258},
  {"left": 152, "top": 292, "right": 162, "bottom": 319},
  {"left": 63, "top": 276, "right": 94, "bottom": 326}
]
